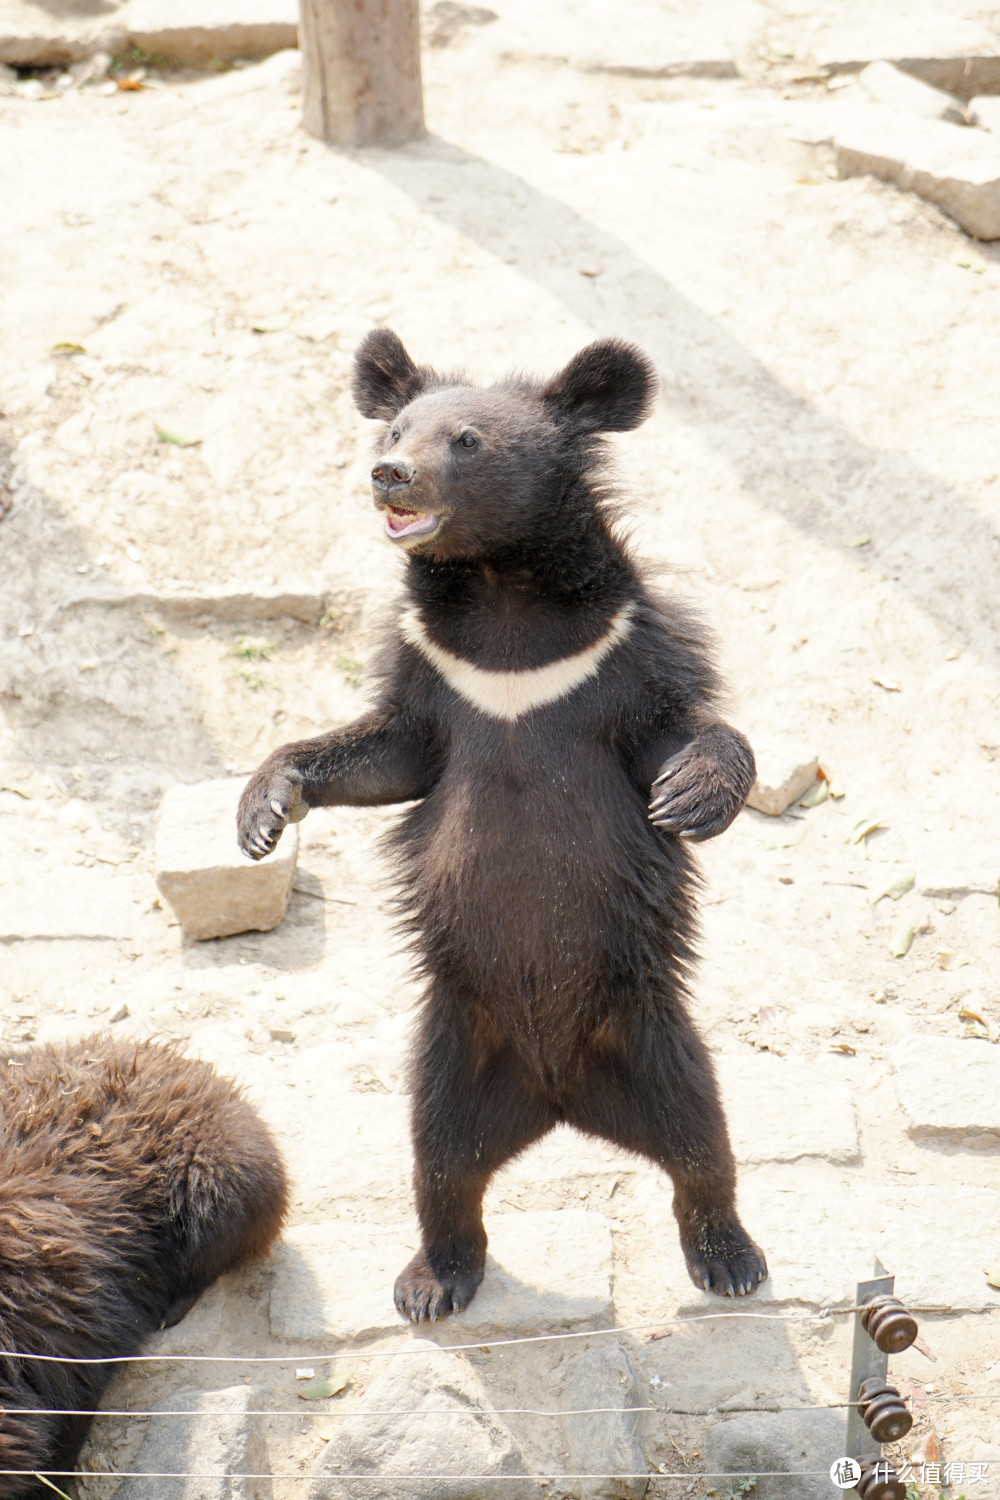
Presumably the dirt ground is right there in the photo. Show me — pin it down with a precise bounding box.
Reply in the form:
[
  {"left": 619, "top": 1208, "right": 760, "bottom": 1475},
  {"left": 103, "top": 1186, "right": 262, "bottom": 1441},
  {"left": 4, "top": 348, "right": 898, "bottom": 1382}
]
[{"left": 1, "top": 6, "right": 999, "bottom": 1497}]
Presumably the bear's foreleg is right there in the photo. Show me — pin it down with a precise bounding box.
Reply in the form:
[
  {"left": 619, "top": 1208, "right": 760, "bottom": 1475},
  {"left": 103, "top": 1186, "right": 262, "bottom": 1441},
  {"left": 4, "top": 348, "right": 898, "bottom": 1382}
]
[
  {"left": 396, "top": 993, "right": 557, "bottom": 1323},
  {"left": 567, "top": 1013, "right": 767, "bottom": 1297},
  {"left": 238, "top": 708, "right": 441, "bottom": 859},
  {"left": 645, "top": 719, "right": 755, "bottom": 843}
]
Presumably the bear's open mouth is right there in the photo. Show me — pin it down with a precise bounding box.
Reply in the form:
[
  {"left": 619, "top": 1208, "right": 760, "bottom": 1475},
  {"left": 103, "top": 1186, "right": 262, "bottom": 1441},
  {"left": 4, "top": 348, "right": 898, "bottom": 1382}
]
[{"left": 382, "top": 507, "right": 441, "bottom": 541}]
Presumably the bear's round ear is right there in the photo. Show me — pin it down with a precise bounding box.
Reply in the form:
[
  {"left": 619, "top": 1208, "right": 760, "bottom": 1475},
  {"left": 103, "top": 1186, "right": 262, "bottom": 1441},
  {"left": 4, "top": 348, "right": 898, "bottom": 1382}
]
[
  {"left": 543, "top": 338, "right": 657, "bottom": 433},
  {"left": 352, "top": 329, "right": 428, "bottom": 420}
]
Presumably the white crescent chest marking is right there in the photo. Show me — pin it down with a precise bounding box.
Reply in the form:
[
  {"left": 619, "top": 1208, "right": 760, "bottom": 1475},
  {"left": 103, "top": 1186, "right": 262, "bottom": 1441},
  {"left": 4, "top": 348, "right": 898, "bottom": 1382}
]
[{"left": 399, "top": 601, "right": 636, "bottom": 721}]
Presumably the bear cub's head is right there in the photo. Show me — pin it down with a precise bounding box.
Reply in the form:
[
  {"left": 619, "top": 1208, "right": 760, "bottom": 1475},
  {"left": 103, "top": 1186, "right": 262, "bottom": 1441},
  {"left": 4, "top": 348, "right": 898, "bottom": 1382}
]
[{"left": 352, "top": 329, "right": 657, "bottom": 561}]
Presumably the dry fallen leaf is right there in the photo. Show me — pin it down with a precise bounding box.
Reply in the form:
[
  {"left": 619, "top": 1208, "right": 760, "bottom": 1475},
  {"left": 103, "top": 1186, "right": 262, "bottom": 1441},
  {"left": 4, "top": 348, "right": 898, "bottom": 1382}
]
[
  {"left": 798, "top": 779, "right": 829, "bottom": 808},
  {"left": 849, "top": 817, "right": 883, "bottom": 845},
  {"left": 889, "top": 922, "right": 914, "bottom": 958},
  {"left": 871, "top": 675, "right": 902, "bottom": 692},
  {"left": 959, "top": 1006, "right": 988, "bottom": 1027},
  {"left": 298, "top": 1373, "right": 349, "bottom": 1400},
  {"left": 847, "top": 533, "right": 870, "bottom": 548},
  {"left": 912, "top": 1334, "right": 937, "bottom": 1363},
  {"left": 50, "top": 341, "right": 86, "bottom": 355},
  {"left": 873, "top": 871, "right": 915, "bottom": 903},
  {"left": 910, "top": 1432, "right": 941, "bottom": 1466},
  {"left": 154, "top": 422, "right": 202, "bottom": 448},
  {"left": 647, "top": 1327, "right": 673, "bottom": 1341},
  {"left": 985, "top": 1266, "right": 1000, "bottom": 1290},
  {"left": 829, "top": 1041, "right": 857, "bottom": 1055}
]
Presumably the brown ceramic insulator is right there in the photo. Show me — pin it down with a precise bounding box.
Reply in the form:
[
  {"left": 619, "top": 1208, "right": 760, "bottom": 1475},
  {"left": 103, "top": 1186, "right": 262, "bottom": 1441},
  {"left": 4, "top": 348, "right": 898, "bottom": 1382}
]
[
  {"left": 855, "top": 1459, "right": 906, "bottom": 1500},
  {"left": 860, "top": 1294, "right": 919, "bottom": 1354},
  {"left": 857, "top": 1378, "right": 913, "bottom": 1443}
]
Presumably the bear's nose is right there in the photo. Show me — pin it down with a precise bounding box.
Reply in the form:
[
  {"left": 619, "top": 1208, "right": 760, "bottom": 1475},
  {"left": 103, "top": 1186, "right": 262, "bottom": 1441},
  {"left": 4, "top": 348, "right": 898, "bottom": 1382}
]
[{"left": 372, "top": 459, "right": 415, "bottom": 489}]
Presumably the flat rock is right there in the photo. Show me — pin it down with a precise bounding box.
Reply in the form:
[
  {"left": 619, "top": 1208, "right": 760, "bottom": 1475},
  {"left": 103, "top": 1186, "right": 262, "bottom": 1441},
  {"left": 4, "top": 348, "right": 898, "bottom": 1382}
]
[
  {"left": 270, "top": 1211, "right": 613, "bottom": 1343},
  {"left": 858, "top": 60, "right": 963, "bottom": 122},
  {"left": 155, "top": 777, "right": 298, "bottom": 941},
  {"left": 745, "top": 740, "right": 819, "bottom": 816},
  {"left": 658, "top": 1174, "right": 1000, "bottom": 1313},
  {"left": 715, "top": 1052, "right": 860, "bottom": 1164},
  {"left": 0, "top": 0, "right": 125, "bottom": 66},
  {"left": 890, "top": 1036, "right": 1000, "bottom": 1137},
  {"left": 833, "top": 105, "right": 1000, "bottom": 240},
  {"left": 114, "top": 1385, "right": 272, "bottom": 1499},
  {"left": 0, "top": 868, "right": 138, "bottom": 940},
  {"left": 703, "top": 1409, "right": 843, "bottom": 1500},
  {"left": 310, "top": 1339, "right": 533, "bottom": 1500},
  {"left": 65, "top": 585, "right": 331, "bottom": 626},
  {"left": 126, "top": 0, "right": 298, "bottom": 67},
  {"left": 560, "top": 1344, "right": 647, "bottom": 1500},
  {"left": 969, "top": 96, "right": 1000, "bottom": 134},
  {"left": 0, "top": 0, "right": 296, "bottom": 67}
]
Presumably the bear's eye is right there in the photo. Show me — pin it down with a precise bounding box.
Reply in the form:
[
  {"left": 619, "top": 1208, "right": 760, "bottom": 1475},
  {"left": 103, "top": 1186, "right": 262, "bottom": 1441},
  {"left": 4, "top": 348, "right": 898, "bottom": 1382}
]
[
  {"left": 459, "top": 432, "right": 477, "bottom": 449},
  {"left": 390, "top": 430, "right": 400, "bottom": 445}
]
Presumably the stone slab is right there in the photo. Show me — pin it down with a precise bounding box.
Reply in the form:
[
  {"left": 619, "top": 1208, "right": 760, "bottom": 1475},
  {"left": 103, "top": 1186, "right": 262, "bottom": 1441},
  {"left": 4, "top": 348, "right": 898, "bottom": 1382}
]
[
  {"left": 155, "top": 777, "right": 298, "bottom": 941},
  {"left": 745, "top": 740, "right": 819, "bottom": 816},
  {"left": 833, "top": 104, "right": 1000, "bottom": 240},
  {"left": 703, "top": 1409, "right": 843, "bottom": 1500},
  {"left": 890, "top": 1035, "right": 1000, "bottom": 1137},
  {"left": 858, "top": 60, "right": 964, "bottom": 122},
  {"left": 715, "top": 1052, "right": 860, "bottom": 1164},
  {"left": 970, "top": 95, "right": 1000, "bottom": 134},
  {"left": 310, "top": 1339, "right": 533, "bottom": 1500},
  {"left": 0, "top": 0, "right": 125, "bottom": 67},
  {"left": 270, "top": 1211, "right": 613, "bottom": 1342},
  {"left": 0, "top": 0, "right": 295, "bottom": 67},
  {"left": 0, "top": 869, "right": 138, "bottom": 941},
  {"left": 657, "top": 1176, "right": 1000, "bottom": 1313},
  {"left": 450, "top": 0, "right": 760, "bottom": 77},
  {"left": 127, "top": 0, "right": 297, "bottom": 67},
  {"left": 114, "top": 1385, "right": 272, "bottom": 1499},
  {"left": 560, "top": 1344, "right": 647, "bottom": 1500},
  {"left": 65, "top": 585, "right": 332, "bottom": 626}
]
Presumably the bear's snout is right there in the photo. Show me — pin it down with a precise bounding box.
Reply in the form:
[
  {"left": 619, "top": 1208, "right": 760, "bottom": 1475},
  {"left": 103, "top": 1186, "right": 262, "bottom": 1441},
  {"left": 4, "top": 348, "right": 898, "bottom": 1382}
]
[{"left": 372, "top": 458, "right": 416, "bottom": 491}]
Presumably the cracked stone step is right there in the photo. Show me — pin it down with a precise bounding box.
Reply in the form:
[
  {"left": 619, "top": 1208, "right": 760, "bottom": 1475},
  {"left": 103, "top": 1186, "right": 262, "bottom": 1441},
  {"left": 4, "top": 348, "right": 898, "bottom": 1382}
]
[
  {"left": 0, "top": 0, "right": 296, "bottom": 67},
  {"left": 560, "top": 1343, "right": 647, "bottom": 1500},
  {"left": 269, "top": 1210, "right": 613, "bottom": 1343},
  {"left": 655, "top": 1173, "right": 1000, "bottom": 1313},
  {"left": 113, "top": 1385, "right": 272, "bottom": 1499},
  {"left": 833, "top": 104, "right": 1000, "bottom": 240},
  {"left": 715, "top": 1052, "right": 860, "bottom": 1164},
  {"left": 309, "top": 1339, "right": 533, "bottom": 1500},
  {"left": 154, "top": 777, "right": 298, "bottom": 941},
  {"left": 890, "top": 1035, "right": 1000, "bottom": 1139}
]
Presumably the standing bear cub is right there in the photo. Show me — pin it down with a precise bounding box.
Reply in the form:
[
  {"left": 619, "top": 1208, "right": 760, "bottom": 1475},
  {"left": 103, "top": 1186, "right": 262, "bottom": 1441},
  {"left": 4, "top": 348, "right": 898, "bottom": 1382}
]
[{"left": 238, "top": 330, "right": 767, "bottom": 1321}]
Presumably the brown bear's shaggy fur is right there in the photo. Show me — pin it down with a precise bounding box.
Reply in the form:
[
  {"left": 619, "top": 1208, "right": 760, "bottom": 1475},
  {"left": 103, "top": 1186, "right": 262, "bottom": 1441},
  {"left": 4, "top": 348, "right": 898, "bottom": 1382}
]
[{"left": 0, "top": 1037, "right": 287, "bottom": 1498}]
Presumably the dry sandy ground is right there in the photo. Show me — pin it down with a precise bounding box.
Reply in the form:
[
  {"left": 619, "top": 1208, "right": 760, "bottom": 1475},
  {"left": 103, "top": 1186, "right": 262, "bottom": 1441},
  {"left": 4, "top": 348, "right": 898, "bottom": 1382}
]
[{"left": 1, "top": 8, "right": 999, "bottom": 1498}]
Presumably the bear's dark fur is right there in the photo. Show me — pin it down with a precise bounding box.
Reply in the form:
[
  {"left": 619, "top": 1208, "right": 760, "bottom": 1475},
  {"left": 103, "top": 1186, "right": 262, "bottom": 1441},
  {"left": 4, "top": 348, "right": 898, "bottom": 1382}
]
[
  {"left": 0, "top": 1038, "right": 287, "bottom": 1498},
  {"left": 238, "top": 330, "right": 766, "bottom": 1323}
]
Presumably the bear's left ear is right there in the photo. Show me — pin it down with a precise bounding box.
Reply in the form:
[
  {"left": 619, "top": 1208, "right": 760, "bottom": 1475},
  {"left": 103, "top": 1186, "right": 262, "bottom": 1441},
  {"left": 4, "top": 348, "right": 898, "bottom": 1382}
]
[
  {"left": 543, "top": 338, "right": 657, "bottom": 432},
  {"left": 352, "top": 329, "right": 429, "bottom": 420}
]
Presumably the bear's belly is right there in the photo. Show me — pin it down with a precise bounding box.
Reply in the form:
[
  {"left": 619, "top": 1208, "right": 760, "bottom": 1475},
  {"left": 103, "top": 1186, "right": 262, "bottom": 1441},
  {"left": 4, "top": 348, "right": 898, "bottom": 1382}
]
[{"left": 394, "top": 740, "right": 691, "bottom": 1005}]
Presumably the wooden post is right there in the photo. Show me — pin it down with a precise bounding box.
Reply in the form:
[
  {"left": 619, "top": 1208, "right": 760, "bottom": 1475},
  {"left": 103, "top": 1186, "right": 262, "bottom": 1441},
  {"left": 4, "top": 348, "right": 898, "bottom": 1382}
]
[{"left": 299, "top": 0, "right": 425, "bottom": 148}]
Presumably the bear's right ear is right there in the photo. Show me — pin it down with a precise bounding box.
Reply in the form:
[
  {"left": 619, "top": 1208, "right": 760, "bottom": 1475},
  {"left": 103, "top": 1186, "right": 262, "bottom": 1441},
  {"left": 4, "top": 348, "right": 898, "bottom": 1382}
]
[
  {"left": 543, "top": 338, "right": 657, "bottom": 433},
  {"left": 352, "top": 329, "right": 427, "bottom": 420}
]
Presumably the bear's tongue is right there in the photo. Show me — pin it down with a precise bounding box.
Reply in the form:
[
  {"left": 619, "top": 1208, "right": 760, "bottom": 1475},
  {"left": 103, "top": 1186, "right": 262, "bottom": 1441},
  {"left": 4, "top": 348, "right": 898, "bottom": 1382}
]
[{"left": 384, "top": 508, "right": 438, "bottom": 538}]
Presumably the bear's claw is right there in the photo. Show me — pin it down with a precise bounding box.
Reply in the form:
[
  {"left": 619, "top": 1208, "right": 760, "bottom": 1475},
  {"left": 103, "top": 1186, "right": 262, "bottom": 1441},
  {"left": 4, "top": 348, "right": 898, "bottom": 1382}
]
[{"left": 393, "top": 1252, "right": 485, "bottom": 1323}]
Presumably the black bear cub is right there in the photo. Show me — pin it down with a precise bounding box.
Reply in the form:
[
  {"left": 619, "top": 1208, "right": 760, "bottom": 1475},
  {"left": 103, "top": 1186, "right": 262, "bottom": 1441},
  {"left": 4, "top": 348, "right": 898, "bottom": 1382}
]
[
  {"left": 0, "top": 1038, "right": 287, "bottom": 1498},
  {"left": 239, "top": 330, "right": 766, "bottom": 1322}
]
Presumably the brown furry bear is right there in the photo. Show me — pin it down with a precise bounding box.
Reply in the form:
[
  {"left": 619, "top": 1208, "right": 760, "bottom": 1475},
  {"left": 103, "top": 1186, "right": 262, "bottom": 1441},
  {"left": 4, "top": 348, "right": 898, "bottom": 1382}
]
[
  {"left": 0, "top": 1037, "right": 287, "bottom": 1498},
  {"left": 238, "top": 330, "right": 766, "bottom": 1324}
]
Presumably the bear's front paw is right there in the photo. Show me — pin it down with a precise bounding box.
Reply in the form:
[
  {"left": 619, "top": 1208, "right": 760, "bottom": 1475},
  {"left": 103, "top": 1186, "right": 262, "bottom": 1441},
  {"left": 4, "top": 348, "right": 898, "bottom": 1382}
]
[
  {"left": 236, "top": 764, "right": 307, "bottom": 860},
  {"left": 648, "top": 746, "right": 742, "bottom": 842},
  {"left": 683, "top": 1218, "right": 768, "bottom": 1298},
  {"left": 393, "top": 1251, "right": 484, "bottom": 1324}
]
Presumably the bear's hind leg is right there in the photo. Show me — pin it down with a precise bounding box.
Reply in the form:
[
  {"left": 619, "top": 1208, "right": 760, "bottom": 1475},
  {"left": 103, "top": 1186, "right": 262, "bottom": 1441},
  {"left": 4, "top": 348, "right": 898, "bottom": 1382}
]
[
  {"left": 568, "top": 1015, "right": 767, "bottom": 1298},
  {"left": 397, "top": 998, "right": 556, "bottom": 1323}
]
